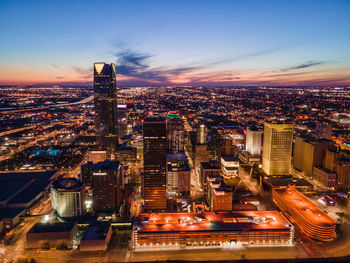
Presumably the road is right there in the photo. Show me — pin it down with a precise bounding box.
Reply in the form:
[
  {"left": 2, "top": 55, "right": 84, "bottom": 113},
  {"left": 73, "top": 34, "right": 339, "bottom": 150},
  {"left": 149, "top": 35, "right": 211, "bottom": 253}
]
[{"left": 2, "top": 196, "right": 52, "bottom": 263}]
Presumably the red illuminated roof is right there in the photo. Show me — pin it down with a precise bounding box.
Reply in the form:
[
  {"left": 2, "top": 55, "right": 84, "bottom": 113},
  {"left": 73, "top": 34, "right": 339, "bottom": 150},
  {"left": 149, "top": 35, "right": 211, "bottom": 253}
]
[
  {"left": 133, "top": 211, "right": 292, "bottom": 233},
  {"left": 273, "top": 187, "right": 336, "bottom": 227}
]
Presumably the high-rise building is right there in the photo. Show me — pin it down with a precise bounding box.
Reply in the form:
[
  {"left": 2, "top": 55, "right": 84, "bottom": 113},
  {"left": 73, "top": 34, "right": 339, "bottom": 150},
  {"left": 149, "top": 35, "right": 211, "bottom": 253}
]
[
  {"left": 166, "top": 153, "right": 191, "bottom": 197},
  {"left": 166, "top": 113, "right": 184, "bottom": 154},
  {"left": 92, "top": 160, "right": 123, "bottom": 212},
  {"left": 262, "top": 122, "right": 293, "bottom": 176},
  {"left": 93, "top": 62, "right": 118, "bottom": 150},
  {"left": 117, "top": 104, "right": 128, "bottom": 141},
  {"left": 51, "top": 178, "right": 85, "bottom": 218},
  {"left": 245, "top": 127, "right": 262, "bottom": 156},
  {"left": 143, "top": 117, "right": 167, "bottom": 210},
  {"left": 293, "top": 137, "right": 334, "bottom": 177},
  {"left": 197, "top": 124, "right": 206, "bottom": 145}
]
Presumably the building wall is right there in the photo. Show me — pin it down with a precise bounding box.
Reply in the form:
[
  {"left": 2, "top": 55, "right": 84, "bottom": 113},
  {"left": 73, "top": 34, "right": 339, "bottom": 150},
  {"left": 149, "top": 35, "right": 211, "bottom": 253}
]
[
  {"left": 93, "top": 168, "right": 122, "bottom": 212},
  {"left": 143, "top": 118, "right": 167, "bottom": 210},
  {"left": 336, "top": 160, "right": 350, "bottom": 191},
  {"left": 246, "top": 128, "right": 262, "bottom": 156},
  {"left": 313, "top": 167, "right": 336, "bottom": 189},
  {"left": 262, "top": 123, "right": 293, "bottom": 176}
]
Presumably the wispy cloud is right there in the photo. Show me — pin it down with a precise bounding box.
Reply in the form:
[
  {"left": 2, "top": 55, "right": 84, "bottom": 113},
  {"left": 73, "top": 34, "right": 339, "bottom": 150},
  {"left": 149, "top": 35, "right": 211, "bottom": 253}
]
[{"left": 281, "top": 60, "right": 326, "bottom": 72}]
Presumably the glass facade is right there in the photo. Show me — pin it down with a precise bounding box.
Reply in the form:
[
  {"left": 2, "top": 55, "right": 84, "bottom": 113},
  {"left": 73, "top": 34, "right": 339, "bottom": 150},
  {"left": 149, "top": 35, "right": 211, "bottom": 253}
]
[{"left": 93, "top": 63, "right": 118, "bottom": 150}]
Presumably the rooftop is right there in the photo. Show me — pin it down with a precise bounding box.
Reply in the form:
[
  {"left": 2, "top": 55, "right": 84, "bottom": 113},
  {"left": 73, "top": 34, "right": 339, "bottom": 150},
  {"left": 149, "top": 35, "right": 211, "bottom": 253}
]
[
  {"left": 28, "top": 222, "right": 76, "bottom": 234},
  {"left": 81, "top": 222, "right": 111, "bottom": 241},
  {"left": 93, "top": 160, "right": 121, "bottom": 171},
  {"left": 134, "top": 211, "right": 292, "bottom": 233},
  {"left": 273, "top": 187, "right": 336, "bottom": 227}
]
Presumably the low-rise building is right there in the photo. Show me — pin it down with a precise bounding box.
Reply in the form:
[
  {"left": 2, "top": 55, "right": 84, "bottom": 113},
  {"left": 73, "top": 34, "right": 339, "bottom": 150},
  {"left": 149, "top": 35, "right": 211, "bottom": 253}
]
[
  {"left": 221, "top": 156, "right": 239, "bottom": 178},
  {"left": 132, "top": 211, "right": 294, "bottom": 250},
  {"left": 313, "top": 166, "right": 336, "bottom": 189},
  {"left": 26, "top": 222, "right": 78, "bottom": 249},
  {"left": 80, "top": 222, "right": 112, "bottom": 251}
]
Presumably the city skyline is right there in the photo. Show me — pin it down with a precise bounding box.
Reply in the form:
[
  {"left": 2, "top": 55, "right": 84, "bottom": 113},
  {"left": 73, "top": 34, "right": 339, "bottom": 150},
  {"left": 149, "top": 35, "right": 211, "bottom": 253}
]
[{"left": 1, "top": 0, "right": 350, "bottom": 86}]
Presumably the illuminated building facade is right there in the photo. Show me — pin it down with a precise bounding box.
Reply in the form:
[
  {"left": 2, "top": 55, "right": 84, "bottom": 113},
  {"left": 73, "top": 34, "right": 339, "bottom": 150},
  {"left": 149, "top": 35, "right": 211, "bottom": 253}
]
[
  {"left": 166, "top": 153, "right": 191, "bottom": 197},
  {"left": 262, "top": 122, "right": 293, "bottom": 176},
  {"left": 166, "top": 113, "right": 184, "bottom": 154},
  {"left": 221, "top": 155, "right": 239, "bottom": 178},
  {"left": 313, "top": 167, "right": 336, "bottom": 189},
  {"left": 207, "top": 176, "right": 232, "bottom": 211},
  {"left": 293, "top": 136, "right": 334, "bottom": 177},
  {"left": 92, "top": 160, "right": 123, "bottom": 212},
  {"left": 272, "top": 185, "right": 336, "bottom": 242},
  {"left": 132, "top": 211, "right": 294, "bottom": 250},
  {"left": 117, "top": 104, "right": 128, "bottom": 141},
  {"left": 51, "top": 178, "right": 85, "bottom": 218},
  {"left": 200, "top": 160, "right": 220, "bottom": 191},
  {"left": 93, "top": 62, "right": 118, "bottom": 150},
  {"left": 143, "top": 117, "right": 167, "bottom": 210},
  {"left": 246, "top": 127, "right": 262, "bottom": 156}
]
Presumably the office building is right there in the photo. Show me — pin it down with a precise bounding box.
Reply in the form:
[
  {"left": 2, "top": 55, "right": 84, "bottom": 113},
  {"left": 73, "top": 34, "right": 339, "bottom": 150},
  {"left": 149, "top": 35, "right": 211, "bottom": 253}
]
[
  {"left": 117, "top": 104, "right": 128, "bottom": 141},
  {"left": 132, "top": 211, "right": 294, "bottom": 250},
  {"left": 166, "top": 113, "right": 184, "bottom": 154},
  {"left": 245, "top": 127, "right": 262, "bottom": 156},
  {"left": 262, "top": 122, "right": 293, "bottom": 176},
  {"left": 335, "top": 157, "right": 350, "bottom": 192},
  {"left": 81, "top": 161, "right": 95, "bottom": 186},
  {"left": 200, "top": 160, "right": 220, "bottom": 192},
  {"left": 207, "top": 176, "right": 232, "bottom": 211},
  {"left": 92, "top": 160, "right": 123, "bottom": 212},
  {"left": 293, "top": 137, "right": 334, "bottom": 177},
  {"left": 272, "top": 185, "right": 336, "bottom": 242},
  {"left": 221, "top": 156, "right": 239, "bottom": 178},
  {"left": 313, "top": 167, "right": 336, "bottom": 189},
  {"left": 94, "top": 62, "right": 118, "bottom": 150},
  {"left": 166, "top": 153, "right": 191, "bottom": 197},
  {"left": 143, "top": 117, "right": 167, "bottom": 210},
  {"left": 51, "top": 178, "right": 85, "bottom": 218}
]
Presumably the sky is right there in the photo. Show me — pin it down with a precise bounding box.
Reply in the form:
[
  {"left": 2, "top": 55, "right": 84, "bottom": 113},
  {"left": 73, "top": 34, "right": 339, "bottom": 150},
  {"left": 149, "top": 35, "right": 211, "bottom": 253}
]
[{"left": 0, "top": 0, "right": 350, "bottom": 86}]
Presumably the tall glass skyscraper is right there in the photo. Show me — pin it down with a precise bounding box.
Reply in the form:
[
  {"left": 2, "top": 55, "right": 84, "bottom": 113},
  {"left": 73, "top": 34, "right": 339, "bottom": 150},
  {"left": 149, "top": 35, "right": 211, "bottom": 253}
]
[
  {"left": 93, "top": 62, "right": 118, "bottom": 150},
  {"left": 143, "top": 117, "right": 167, "bottom": 210}
]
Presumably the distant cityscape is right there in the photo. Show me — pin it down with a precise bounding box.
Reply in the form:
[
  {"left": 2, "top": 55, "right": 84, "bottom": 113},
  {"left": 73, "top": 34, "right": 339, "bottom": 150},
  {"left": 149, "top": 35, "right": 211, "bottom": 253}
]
[{"left": 0, "top": 61, "right": 349, "bottom": 262}]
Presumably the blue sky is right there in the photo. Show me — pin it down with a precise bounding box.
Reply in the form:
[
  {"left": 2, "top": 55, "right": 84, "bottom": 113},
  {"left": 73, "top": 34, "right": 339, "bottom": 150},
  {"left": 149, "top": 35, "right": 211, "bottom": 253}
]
[{"left": 0, "top": 0, "right": 349, "bottom": 86}]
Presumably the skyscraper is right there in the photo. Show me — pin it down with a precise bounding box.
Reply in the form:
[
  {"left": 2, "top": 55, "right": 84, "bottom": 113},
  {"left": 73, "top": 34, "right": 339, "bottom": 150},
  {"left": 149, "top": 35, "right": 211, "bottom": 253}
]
[
  {"left": 117, "top": 104, "right": 128, "bottom": 141},
  {"left": 92, "top": 160, "right": 123, "bottom": 212},
  {"left": 245, "top": 127, "right": 262, "bottom": 156},
  {"left": 93, "top": 62, "right": 118, "bottom": 150},
  {"left": 166, "top": 113, "right": 184, "bottom": 154},
  {"left": 143, "top": 117, "right": 167, "bottom": 210},
  {"left": 262, "top": 122, "right": 293, "bottom": 176}
]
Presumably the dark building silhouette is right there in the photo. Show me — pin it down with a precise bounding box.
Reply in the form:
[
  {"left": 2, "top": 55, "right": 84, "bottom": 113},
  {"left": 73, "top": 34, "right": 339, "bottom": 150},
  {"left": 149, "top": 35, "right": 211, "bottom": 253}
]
[
  {"left": 143, "top": 117, "right": 167, "bottom": 210},
  {"left": 93, "top": 63, "right": 118, "bottom": 151},
  {"left": 92, "top": 160, "right": 123, "bottom": 213}
]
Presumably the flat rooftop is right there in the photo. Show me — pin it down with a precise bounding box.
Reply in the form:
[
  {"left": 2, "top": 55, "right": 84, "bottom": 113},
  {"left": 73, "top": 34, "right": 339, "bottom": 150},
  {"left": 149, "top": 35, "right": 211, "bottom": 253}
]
[
  {"left": 28, "top": 222, "right": 76, "bottom": 234},
  {"left": 81, "top": 222, "right": 111, "bottom": 241},
  {"left": 134, "top": 211, "right": 292, "bottom": 233},
  {"left": 273, "top": 187, "right": 336, "bottom": 227}
]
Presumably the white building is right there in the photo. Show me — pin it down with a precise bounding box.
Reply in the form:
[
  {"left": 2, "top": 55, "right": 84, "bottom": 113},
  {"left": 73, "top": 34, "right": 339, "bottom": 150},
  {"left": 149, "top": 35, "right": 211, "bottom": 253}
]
[{"left": 51, "top": 178, "right": 85, "bottom": 218}]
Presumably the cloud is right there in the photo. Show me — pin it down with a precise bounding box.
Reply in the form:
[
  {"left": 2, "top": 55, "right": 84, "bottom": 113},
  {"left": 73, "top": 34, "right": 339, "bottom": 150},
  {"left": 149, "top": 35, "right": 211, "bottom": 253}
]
[
  {"left": 281, "top": 60, "right": 326, "bottom": 72},
  {"left": 56, "top": 76, "right": 65, "bottom": 79},
  {"left": 72, "top": 66, "right": 92, "bottom": 75},
  {"left": 52, "top": 64, "right": 59, "bottom": 69},
  {"left": 115, "top": 49, "right": 203, "bottom": 83}
]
